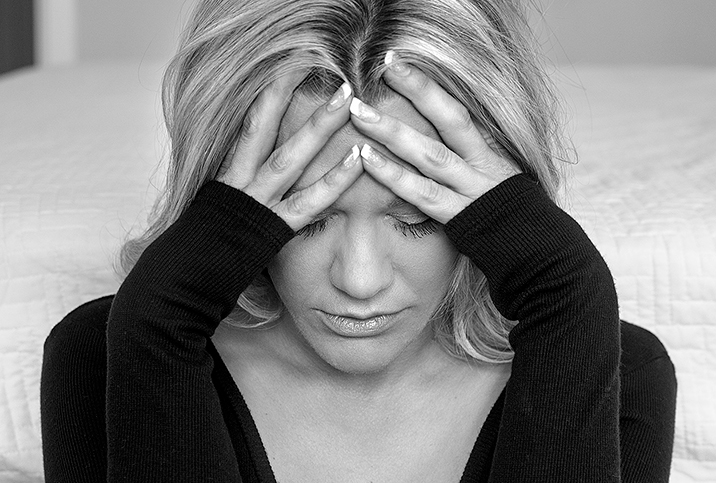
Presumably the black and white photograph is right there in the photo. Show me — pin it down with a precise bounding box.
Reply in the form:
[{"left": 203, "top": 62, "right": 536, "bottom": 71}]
[{"left": 1, "top": 1, "right": 715, "bottom": 481}]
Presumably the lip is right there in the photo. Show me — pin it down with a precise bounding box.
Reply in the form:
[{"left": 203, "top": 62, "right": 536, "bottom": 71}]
[{"left": 319, "top": 310, "right": 399, "bottom": 337}]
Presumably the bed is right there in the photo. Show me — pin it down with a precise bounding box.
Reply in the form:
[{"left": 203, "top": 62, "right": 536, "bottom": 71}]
[{"left": 1, "top": 61, "right": 714, "bottom": 482}]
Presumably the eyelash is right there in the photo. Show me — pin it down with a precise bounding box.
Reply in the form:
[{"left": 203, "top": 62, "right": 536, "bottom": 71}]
[{"left": 295, "top": 216, "right": 439, "bottom": 239}]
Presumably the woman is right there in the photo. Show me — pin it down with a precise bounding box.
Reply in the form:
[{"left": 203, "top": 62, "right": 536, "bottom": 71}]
[{"left": 41, "top": 0, "right": 677, "bottom": 481}]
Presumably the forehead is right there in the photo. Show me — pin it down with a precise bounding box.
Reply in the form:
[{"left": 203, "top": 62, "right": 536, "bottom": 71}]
[{"left": 277, "top": 91, "right": 442, "bottom": 193}]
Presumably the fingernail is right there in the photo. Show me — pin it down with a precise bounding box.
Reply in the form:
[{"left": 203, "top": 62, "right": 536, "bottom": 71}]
[
  {"left": 360, "top": 144, "right": 385, "bottom": 167},
  {"left": 349, "top": 98, "right": 380, "bottom": 123},
  {"left": 385, "top": 51, "right": 410, "bottom": 77},
  {"left": 342, "top": 145, "right": 361, "bottom": 169},
  {"left": 327, "top": 82, "right": 352, "bottom": 112}
]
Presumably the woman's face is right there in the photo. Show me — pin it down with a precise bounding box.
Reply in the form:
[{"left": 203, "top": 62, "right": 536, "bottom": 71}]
[{"left": 267, "top": 92, "right": 459, "bottom": 376}]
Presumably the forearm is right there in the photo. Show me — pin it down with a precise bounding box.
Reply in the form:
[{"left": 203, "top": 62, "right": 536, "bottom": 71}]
[
  {"left": 106, "top": 181, "right": 294, "bottom": 482},
  {"left": 446, "top": 174, "right": 621, "bottom": 482}
]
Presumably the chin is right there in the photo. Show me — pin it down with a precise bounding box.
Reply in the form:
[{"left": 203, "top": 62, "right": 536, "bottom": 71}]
[
  {"left": 285, "top": 308, "right": 436, "bottom": 378},
  {"left": 307, "top": 331, "right": 422, "bottom": 377}
]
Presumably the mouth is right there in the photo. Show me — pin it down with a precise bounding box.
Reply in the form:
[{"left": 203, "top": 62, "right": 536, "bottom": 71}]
[{"left": 319, "top": 310, "right": 399, "bottom": 337}]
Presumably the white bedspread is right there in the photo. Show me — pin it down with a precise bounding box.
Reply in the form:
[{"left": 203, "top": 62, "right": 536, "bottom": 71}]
[
  {"left": 555, "top": 66, "right": 716, "bottom": 481},
  {"left": 1, "top": 62, "right": 714, "bottom": 482}
]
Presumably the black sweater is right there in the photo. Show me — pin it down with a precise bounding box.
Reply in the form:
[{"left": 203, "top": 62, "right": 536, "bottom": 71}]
[{"left": 41, "top": 175, "right": 677, "bottom": 482}]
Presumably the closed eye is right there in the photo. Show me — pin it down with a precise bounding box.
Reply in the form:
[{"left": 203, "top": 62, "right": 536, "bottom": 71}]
[
  {"left": 295, "top": 214, "right": 439, "bottom": 239},
  {"left": 392, "top": 217, "right": 439, "bottom": 238},
  {"left": 295, "top": 216, "right": 332, "bottom": 238}
]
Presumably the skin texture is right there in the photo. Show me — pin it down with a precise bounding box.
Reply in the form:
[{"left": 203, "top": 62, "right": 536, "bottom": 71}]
[
  {"left": 210, "top": 55, "right": 519, "bottom": 480},
  {"left": 268, "top": 93, "right": 460, "bottom": 376},
  {"left": 216, "top": 51, "right": 520, "bottom": 380},
  {"left": 217, "top": 73, "right": 366, "bottom": 230}
]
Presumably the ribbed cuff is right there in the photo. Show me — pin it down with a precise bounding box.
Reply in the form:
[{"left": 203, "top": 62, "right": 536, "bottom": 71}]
[
  {"left": 195, "top": 181, "right": 295, "bottom": 251},
  {"left": 444, "top": 174, "right": 599, "bottom": 320}
]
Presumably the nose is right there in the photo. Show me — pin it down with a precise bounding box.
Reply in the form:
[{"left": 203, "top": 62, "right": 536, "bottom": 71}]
[{"left": 329, "top": 224, "right": 394, "bottom": 300}]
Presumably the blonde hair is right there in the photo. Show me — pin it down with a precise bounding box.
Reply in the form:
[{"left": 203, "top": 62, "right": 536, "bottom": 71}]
[{"left": 120, "top": 0, "right": 569, "bottom": 364}]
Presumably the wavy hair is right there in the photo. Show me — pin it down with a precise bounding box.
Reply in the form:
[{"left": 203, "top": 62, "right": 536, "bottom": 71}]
[{"left": 119, "top": 0, "right": 569, "bottom": 363}]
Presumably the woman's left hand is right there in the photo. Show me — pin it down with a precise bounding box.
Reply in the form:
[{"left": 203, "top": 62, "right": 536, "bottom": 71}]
[{"left": 349, "top": 51, "right": 521, "bottom": 224}]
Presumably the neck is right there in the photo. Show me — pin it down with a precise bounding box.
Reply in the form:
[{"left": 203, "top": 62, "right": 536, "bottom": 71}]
[{"left": 264, "top": 315, "right": 466, "bottom": 397}]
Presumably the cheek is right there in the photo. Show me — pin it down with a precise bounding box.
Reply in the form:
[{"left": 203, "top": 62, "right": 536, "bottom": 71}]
[
  {"left": 397, "top": 235, "right": 458, "bottom": 298},
  {"left": 268, "top": 232, "right": 459, "bottom": 306},
  {"left": 267, "top": 239, "right": 327, "bottom": 307}
]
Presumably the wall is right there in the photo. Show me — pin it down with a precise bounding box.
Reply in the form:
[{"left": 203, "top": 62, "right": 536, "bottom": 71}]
[
  {"left": 533, "top": 0, "right": 716, "bottom": 65},
  {"left": 75, "top": 0, "right": 196, "bottom": 62},
  {"left": 34, "top": 0, "right": 716, "bottom": 66},
  {"left": 34, "top": 0, "right": 197, "bottom": 65},
  {"left": 35, "top": 0, "right": 77, "bottom": 65},
  {"left": 0, "top": 0, "right": 34, "bottom": 73}
]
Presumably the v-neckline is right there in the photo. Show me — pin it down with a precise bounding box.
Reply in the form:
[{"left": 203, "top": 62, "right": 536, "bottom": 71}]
[{"left": 208, "top": 341, "right": 505, "bottom": 483}]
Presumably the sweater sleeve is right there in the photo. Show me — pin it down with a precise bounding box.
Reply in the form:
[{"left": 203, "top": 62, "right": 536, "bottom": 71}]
[
  {"left": 105, "top": 181, "right": 294, "bottom": 482},
  {"left": 619, "top": 322, "right": 677, "bottom": 482},
  {"left": 445, "top": 174, "right": 621, "bottom": 482}
]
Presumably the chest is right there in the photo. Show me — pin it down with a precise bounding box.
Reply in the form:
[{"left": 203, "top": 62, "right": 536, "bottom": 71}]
[
  {"left": 255, "top": 387, "right": 495, "bottom": 483},
  {"left": 215, "top": 348, "right": 509, "bottom": 483}
]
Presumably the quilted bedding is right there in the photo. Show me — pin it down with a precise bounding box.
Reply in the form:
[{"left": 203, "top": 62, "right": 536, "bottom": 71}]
[{"left": 1, "top": 62, "right": 715, "bottom": 482}]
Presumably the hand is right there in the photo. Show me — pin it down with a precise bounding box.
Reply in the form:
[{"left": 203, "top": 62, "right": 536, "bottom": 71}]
[
  {"left": 348, "top": 51, "right": 521, "bottom": 225},
  {"left": 217, "top": 74, "right": 363, "bottom": 231}
]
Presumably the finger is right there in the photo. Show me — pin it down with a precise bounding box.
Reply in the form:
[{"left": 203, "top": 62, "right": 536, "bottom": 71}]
[
  {"left": 218, "top": 70, "right": 306, "bottom": 189},
  {"left": 246, "top": 82, "right": 353, "bottom": 205},
  {"left": 359, "top": 144, "right": 472, "bottom": 224},
  {"left": 349, "top": 98, "right": 478, "bottom": 194},
  {"left": 382, "top": 51, "right": 496, "bottom": 163},
  {"left": 275, "top": 145, "right": 363, "bottom": 231}
]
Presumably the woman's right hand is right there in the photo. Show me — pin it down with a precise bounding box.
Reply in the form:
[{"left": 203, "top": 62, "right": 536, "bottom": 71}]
[{"left": 217, "top": 73, "right": 363, "bottom": 231}]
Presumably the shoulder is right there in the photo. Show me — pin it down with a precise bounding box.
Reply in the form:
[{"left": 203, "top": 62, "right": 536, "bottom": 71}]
[{"left": 44, "top": 295, "right": 114, "bottom": 356}]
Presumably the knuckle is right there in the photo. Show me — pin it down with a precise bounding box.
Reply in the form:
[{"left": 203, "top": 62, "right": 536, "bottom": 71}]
[
  {"left": 307, "top": 108, "right": 331, "bottom": 133},
  {"left": 452, "top": 106, "right": 474, "bottom": 132},
  {"left": 321, "top": 169, "right": 339, "bottom": 189},
  {"left": 419, "top": 178, "right": 442, "bottom": 204},
  {"left": 426, "top": 141, "right": 453, "bottom": 168},
  {"left": 306, "top": 110, "right": 322, "bottom": 130},
  {"left": 388, "top": 164, "right": 409, "bottom": 183},
  {"left": 284, "top": 193, "right": 308, "bottom": 216},
  {"left": 266, "top": 151, "right": 290, "bottom": 173},
  {"left": 242, "top": 108, "right": 260, "bottom": 136},
  {"left": 235, "top": 114, "right": 260, "bottom": 151},
  {"left": 302, "top": 110, "right": 333, "bottom": 143}
]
